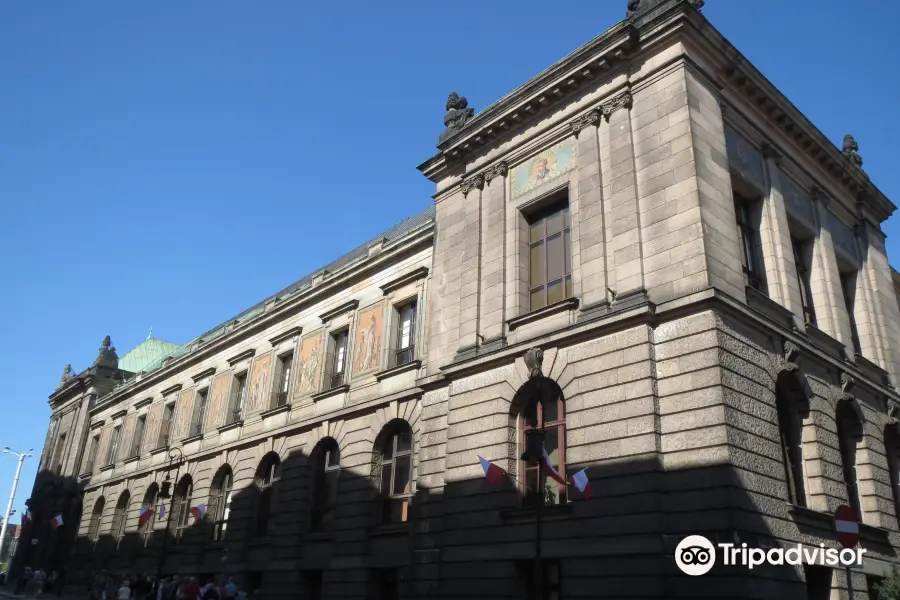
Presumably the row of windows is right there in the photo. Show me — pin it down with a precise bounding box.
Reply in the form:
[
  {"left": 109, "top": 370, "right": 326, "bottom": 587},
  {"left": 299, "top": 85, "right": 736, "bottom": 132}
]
[
  {"left": 80, "top": 301, "right": 419, "bottom": 474},
  {"left": 84, "top": 420, "right": 415, "bottom": 544}
]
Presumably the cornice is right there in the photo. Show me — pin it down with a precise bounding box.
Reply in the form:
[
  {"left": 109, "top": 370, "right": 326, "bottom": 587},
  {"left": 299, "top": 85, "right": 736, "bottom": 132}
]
[
  {"left": 134, "top": 398, "right": 153, "bottom": 410},
  {"left": 226, "top": 349, "right": 256, "bottom": 366},
  {"left": 269, "top": 327, "right": 302, "bottom": 347},
  {"left": 380, "top": 267, "right": 430, "bottom": 296},
  {"left": 89, "top": 223, "right": 434, "bottom": 414},
  {"left": 319, "top": 300, "right": 359, "bottom": 324},
  {"left": 160, "top": 383, "right": 183, "bottom": 397},
  {"left": 191, "top": 368, "right": 216, "bottom": 383}
]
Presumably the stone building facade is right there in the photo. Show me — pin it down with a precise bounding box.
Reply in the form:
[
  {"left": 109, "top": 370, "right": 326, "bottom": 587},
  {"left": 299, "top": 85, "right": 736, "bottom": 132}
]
[{"left": 15, "top": 1, "right": 900, "bottom": 598}]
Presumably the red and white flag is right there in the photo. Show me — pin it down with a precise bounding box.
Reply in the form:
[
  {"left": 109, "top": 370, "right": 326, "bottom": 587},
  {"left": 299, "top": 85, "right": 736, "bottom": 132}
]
[
  {"left": 138, "top": 506, "right": 153, "bottom": 529},
  {"left": 49, "top": 514, "right": 63, "bottom": 529},
  {"left": 541, "top": 448, "right": 569, "bottom": 487},
  {"left": 568, "top": 468, "right": 592, "bottom": 499},
  {"left": 478, "top": 456, "right": 507, "bottom": 485}
]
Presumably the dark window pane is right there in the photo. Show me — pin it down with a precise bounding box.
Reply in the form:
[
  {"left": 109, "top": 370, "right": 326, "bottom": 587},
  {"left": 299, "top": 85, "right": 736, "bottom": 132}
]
[
  {"left": 546, "top": 211, "right": 562, "bottom": 235},
  {"left": 563, "top": 230, "right": 571, "bottom": 275},
  {"left": 393, "top": 455, "right": 411, "bottom": 495},
  {"left": 547, "top": 233, "right": 563, "bottom": 282},
  {"left": 381, "top": 463, "right": 393, "bottom": 497},
  {"left": 544, "top": 428, "right": 560, "bottom": 468},
  {"left": 326, "top": 470, "right": 340, "bottom": 504},
  {"left": 530, "top": 288, "right": 545, "bottom": 311},
  {"left": 565, "top": 275, "right": 572, "bottom": 299},
  {"left": 547, "top": 280, "right": 563, "bottom": 305},
  {"left": 396, "top": 428, "right": 412, "bottom": 453},
  {"left": 530, "top": 243, "right": 545, "bottom": 286},
  {"left": 530, "top": 220, "right": 544, "bottom": 244},
  {"left": 383, "top": 498, "right": 408, "bottom": 524},
  {"left": 383, "top": 437, "right": 394, "bottom": 460},
  {"left": 542, "top": 398, "right": 559, "bottom": 424},
  {"left": 525, "top": 467, "right": 539, "bottom": 505},
  {"left": 546, "top": 564, "right": 560, "bottom": 584},
  {"left": 327, "top": 446, "right": 340, "bottom": 468},
  {"left": 562, "top": 206, "right": 570, "bottom": 227}
]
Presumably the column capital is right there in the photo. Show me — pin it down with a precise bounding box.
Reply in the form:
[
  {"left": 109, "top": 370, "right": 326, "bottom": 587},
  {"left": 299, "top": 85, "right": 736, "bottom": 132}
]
[
  {"left": 601, "top": 90, "right": 633, "bottom": 122},
  {"left": 569, "top": 109, "right": 601, "bottom": 137},
  {"left": 483, "top": 161, "right": 509, "bottom": 183},
  {"left": 460, "top": 174, "right": 485, "bottom": 195}
]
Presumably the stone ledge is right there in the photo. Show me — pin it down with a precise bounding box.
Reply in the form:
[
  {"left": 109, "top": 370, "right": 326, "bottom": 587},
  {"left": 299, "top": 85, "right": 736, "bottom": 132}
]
[
  {"left": 149, "top": 446, "right": 169, "bottom": 456},
  {"left": 123, "top": 455, "right": 140, "bottom": 464},
  {"left": 745, "top": 286, "right": 795, "bottom": 329},
  {"left": 269, "top": 326, "right": 302, "bottom": 347},
  {"left": 311, "top": 384, "right": 349, "bottom": 403},
  {"left": 99, "top": 464, "right": 114, "bottom": 473},
  {"left": 180, "top": 433, "right": 203, "bottom": 445},
  {"left": 303, "top": 531, "right": 333, "bottom": 542},
  {"left": 160, "top": 383, "right": 183, "bottom": 397},
  {"left": 217, "top": 420, "right": 244, "bottom": 434},
  {"left": 191, "top": 367, "right": 217, "bottom": 383},
  {"left": 319, "top": 300, "right": 359, "bottom": 323},
  {"left": 226, "top": 349, "right": 256, "bottom": 366},
  {"left": 134, "top": 397, "right": 153, "bottom": 409},
  {"left": 260, "top": 404, "right": 291, "bottom": 419},
  {"left": 380, "top": 267, "right": 429, "bottom": 295},
  {"left": 110, "top": 409, "right": 127, "bottom": 420},
  {"left": 579, "top": 288, "right": 652, "bottom": 324},
  {"left": 376, "top": 360, "right": 422, "bottom": 382},
  {"left": 508, "top": 298, "right": 579, "bottom": 332},
  {"left": 805, "top": 324, "right": 845, "bottom": 358}
]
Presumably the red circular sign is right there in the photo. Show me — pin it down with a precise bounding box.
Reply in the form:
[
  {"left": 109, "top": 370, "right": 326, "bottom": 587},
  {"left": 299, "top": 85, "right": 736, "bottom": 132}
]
[{"left": 834, "top": 504, "right": 860, "bottom": 549}]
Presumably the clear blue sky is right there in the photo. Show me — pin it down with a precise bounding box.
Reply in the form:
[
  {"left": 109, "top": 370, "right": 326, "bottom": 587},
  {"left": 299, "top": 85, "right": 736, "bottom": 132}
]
[{"left": 1, "top": 0, "right": 898, "bottom": 514}]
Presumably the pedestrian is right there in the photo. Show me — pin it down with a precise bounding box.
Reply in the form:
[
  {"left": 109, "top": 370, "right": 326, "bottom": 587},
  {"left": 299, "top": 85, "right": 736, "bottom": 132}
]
[
  {"left": 32, "top": 568, "right": 46, "bottom": 597},
  {"left": 221, "top": 578, "right": 236, "bottom": 600},
  {"left": 91, "top": 569, "right": 107, "bottom": 600}
]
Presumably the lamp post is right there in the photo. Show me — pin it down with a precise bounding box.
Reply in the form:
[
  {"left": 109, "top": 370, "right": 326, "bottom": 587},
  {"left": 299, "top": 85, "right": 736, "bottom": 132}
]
[
  {"left": 154, "top": 447, "right": 183, "bottom": 594},
  {"left": 0, "top": 447, "right": 32, "bottom": 567}
]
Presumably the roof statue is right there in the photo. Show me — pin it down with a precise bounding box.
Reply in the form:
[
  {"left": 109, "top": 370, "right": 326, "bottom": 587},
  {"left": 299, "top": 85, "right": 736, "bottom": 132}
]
[
  {"left": 842, "top": 134, "right": 864, "bottom": 169},
  {"left": 91, "top": 335, "right": 119, "bottom": 369},
  {"left": 438, "top": 92, "right": 475, "bottom": 146},
  {"left": 627, "top": 0, "right": 704, "bottom": 19},
  {"left": 57, "top": 364, "right": 74, "bottom": 389}
]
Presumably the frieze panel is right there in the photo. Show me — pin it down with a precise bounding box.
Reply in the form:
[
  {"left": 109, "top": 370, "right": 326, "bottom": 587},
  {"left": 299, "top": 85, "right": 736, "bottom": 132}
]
[
  {"left": 725, "top": 125, "right": 766, "bottom": 193},
  {"left": 247, "top": 352, "right": 273, "bottom": 413},
  {"left": 511, "top": 139, "right": 576, "bottom": 198},
  {"left": 294, "top": 331, "right": 324, "bottom": 399},
  {"left": 354, "top": 302, "right": 384, "bottom": 376},
  {"left": 207, "top": 372, "right": 232, "bottom": 429}
]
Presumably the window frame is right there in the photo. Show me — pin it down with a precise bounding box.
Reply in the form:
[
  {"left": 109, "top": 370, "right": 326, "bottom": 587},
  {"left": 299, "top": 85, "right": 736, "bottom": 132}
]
[
  {"left": 733, "top": 192, "right": 764, "bottom": 292},
  {"left": 189, "top": 388, "right": 209, "bottom": 437},
  {"left": 273, "top": 352, "right": 294, "bottom": 409},
  {"left": 158, "top": 401, "right": 176, "bottom": 448},
  {"left": 393, "top": 300, "right": 417, "bottom": 368},
  {"left": 255, "top": 455, "right": 281, "bottom": 537},
  {"left": 328, "top": 329, "right": 350, "bottom": 389},
  {"left": 88, "top": 497, "right": 105, "bottom": 542},
  {"left": 140, "top": 484, "right": 159, "bottom": 546},
  {"left": 52, "top": 433, "right": 67, "bottom": 474},
  {"left": 378, "top": 423, "right": 414, "bottom": 525},
  {"left": 521, "top": 395, "right": 567, "bottom": 507},
  {"left": 106, "top": 426, "right": 122, "bottom": 467},
  {"left": 85, "top": 434, "right": 100, "bottom": 474},
  {"left": 527, "top": 202, "right": 572, "bottom": 312},
  {"left": 840, "top": 271, "right": 863, "bottom": 356},
  {"left": 211, "top": 467, "right": 234, "bottom": 542},
  {"left": 172, "top": 476, "right": 194, "bottom": 542},
  {"left": 791, "top": 235, "right": 817, "bottom": 327},
  {"left": 836, "top": 402, "right": 863, "bottom": 521},
  {"left": 775, "top": 381, "right": 806, "bottom": 507},
  {"left": 112, "top": 491, "right": 130, "bottom": 542},
  {"left": 311, "top": 440, "right": 341, "bottom": 531},
  {"left": 229, "top": 372, "right": 248, "bottom": 424},
  {"left": 130, "top": 415, "right": 147, "bottom": 458}
]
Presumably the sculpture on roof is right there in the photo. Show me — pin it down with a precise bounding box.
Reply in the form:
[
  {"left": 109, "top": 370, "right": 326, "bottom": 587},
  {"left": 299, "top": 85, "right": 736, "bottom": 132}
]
[
  {"left": 57, "top": 364, "right": 74, "bottom": 389},
  {"left": 438, "top": 92, "right": 475, "bottom": 145},
  {"left": 92, "top": 335, "right": 119, "bottom": 369},
  {"left": 842, "top": 134, "right": 863, "bottom": 169}
]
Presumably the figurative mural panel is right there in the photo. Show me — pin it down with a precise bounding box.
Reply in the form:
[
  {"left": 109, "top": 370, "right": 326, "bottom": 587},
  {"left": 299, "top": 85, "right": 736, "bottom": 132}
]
[
  {"left": 208, "top": 372, "right": 232, "bottom": 428},
  {"left": 294, "top": 331, "right": 324, "bottom": 398},
  {"left": 511, "top": 139, "right": 576, "bottom": 198},
  {"left": 177, "top": 388, "right": 194, "bottom": 440},
  {"left": 248, "top": 353, "right": 273, "bottom": 413},
  {"left": 354, "top": 303, "right": 384, "bottom": 375},
  {"left": 145, "top": 402, "right": 164, "bottom": 454}
]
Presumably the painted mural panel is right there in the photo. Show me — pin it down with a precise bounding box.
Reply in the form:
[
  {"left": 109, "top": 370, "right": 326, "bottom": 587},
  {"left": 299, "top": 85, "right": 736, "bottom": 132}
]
[
  {"left": 294, "top": 331, "right": 324, "bottom": 398},
  {"left": 121, "top": 414, "right": 136, "bottom": 460},
  {"left": 176, "top": 388, "right": 194, "bottom": 440},
  {"left": 145, "top": 403, "right": 164, "bottom": 454},
  {"left": 248, "top": 352, "right": 273, "bottom": 413},
  {"left": 511, "top": 139, "right": 576, "bottom": 198},
  {"left": 354, "top": 302, "right": 384, "bottom": 375},
  {"left": 208, "top": 372, "right": 232, "bottom": 428},
  {"left": 96, "top": 426, "right": 111, "bottom": 468}
]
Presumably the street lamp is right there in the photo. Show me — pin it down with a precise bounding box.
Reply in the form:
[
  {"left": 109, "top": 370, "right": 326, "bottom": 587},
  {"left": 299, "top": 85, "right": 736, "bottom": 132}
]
[
  {"left": 154, "top": 447, "right": 183, "bottom": 594},
  {"left": 0, "top": 447, "right": 33, "bottom": 565}
]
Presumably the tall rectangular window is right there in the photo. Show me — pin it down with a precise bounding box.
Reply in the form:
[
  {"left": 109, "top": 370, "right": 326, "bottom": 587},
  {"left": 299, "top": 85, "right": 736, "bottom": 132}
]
[
  {"left": 791, "top": 236, "right": 816, "bottom": 326},
  {"left": 190, "top": 389, "right": 209, "bottom": 436},
  {"left": 106, "top": 426, "right": 121, "bottom": 467},
  {"left": 841, "top": 272, "right": 862, "bottom": 356},
  {"left": 395, "top": 301, "right": 417, "bottom": 367},
  {"left": 158, "top": 402, "right": 175, "bottom": 447},
  {"left": 273, "top": 352, "right": 294, "bottom": 408},
  {"left": 130, "top": 415, "right": 147, "bottom": 458},
  {"left": 734, "top": 193, "right": 764, "bottom": 292},
  {"left": 51, "top": 433, "right": 66, "bottom": 474},
  {"left": 85, "top": 434, "right": 100, "bottom": 473},
  {"left": 329, "top": 330, "right": 349, "bottom": 389},
  {"left": 228, "top": 372, "right": 248, "bottom": 423},
  {"left": 528, "top": 203, "right": 572, "bottom": 311},
  {"left": 804, "top": 565, "right": 832, "bottom": 600}
]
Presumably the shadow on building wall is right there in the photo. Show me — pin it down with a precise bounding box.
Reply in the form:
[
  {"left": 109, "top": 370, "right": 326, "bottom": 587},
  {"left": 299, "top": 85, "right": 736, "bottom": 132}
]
[{"left": 9, "top": 440, "right": 896, "bottom": 599}]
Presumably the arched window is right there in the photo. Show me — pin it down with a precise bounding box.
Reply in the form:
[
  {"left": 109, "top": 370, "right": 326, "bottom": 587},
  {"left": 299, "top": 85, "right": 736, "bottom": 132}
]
[
  {"left": 310, "top": 438, "right": 341, "bottom": 531},
  {"left": 172, "top": 475, "right": 194, "bottom": 542},
  {"left": 375, "top": 420, "right": 413, "bottom": 524},
  {"left": 140, "top": 484, "right": 159, "bottom": 545},
  {"left": 776, "top": 373, "right": 808, "bottom": 506},
  {"left": 111, "top": 490, "right": 130, "bottom": 541},
  {"left": 885, "top": 425, "right": 900, "bottom": 523},
  {"left": 87, "top": 496, "right": 105, "bottom": 542},
  {"left": 836, "top": 400, "right": 863, "bottom": 521},
  {"left": 210, "top": 465, "right": 234, "bottom": 541},
  {"left": 255, "top": 453, "right": 281, "bottom": 537},
  {"left": 520, "top": 378, "right": 567, "bottom": 506}
]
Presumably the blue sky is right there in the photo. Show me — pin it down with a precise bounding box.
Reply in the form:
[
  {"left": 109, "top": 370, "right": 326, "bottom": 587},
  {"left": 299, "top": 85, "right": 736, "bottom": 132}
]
[{"left": 1, "top": 0, "right": 898, "bottom": 515}]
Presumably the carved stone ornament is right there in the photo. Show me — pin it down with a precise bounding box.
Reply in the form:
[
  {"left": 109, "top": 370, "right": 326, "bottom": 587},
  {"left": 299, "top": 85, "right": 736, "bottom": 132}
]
[
  {"left": 57, "top": 364, "right": 74, "bottom": 389},
  {"left": 569, "top": 109, "right": 601, "bottom": 136},
  {"left": 841, "top": 372, "right": 856, "bottom": 394},
  {"left": 438, "top": 92, "right": 475, "bottom": 146},
  {"left": 842, "top": 134, "right": 863, "bottom": 169},
  {"left": 460, "top": 174, "right": 485, "bottom": 196},
  {"left": 601, "top": 91, "right": 633, "bottom": 122},
  {"left": 778, "top": 340, "right": 799, "bottom": 373},
  {"left": 523, "top": 347, "right": 544, "bottom": 379},
  {"left": 886, "top": 400, "right": 900, "bottom": 425},
  {"left": 91, "top": 335, "right": 119, "bottom": 369},
  {"left": 483, "top": 162, "right": 509, "bottom": 183}
]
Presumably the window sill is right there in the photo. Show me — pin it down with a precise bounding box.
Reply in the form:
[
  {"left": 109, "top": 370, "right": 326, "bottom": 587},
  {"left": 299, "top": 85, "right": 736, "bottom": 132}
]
[
  {"left": 217, "top": 420, "right": 244, "bottom": 434},
  {"left": 745, "top": 286, "right": 795, "bottom": 329},
  {"left": 507, "top": 298, "right": 579, "bottom": 332},
  {"left": 123, "top": 455, "right": 140, "bottom": 464},
  {"left": 311, "top": 384, "right": 349, "bottom": 402},
  {"left": 79, "top": 472, "right": 92, "bottom": 481},
  {"left": 150, "top": 445, "right": 169, "bottom": 456},
  {"left": 99, "top": 464, "right": 114, "bottom": 473},
  {"left": 260, "top": 404, "right": 291, "bottom": 419},
  {"left": 805, "top": 324, "right": 846, "bottom": 359},
  {"left": 501, "top": 503, "right": 573, "bottom": 524},
  {"left": 369, "top": 522, "right": 410, "bottom": 537},
  {"left": 180, "top": 433, "right": 203, "bottom": 444},
  {"left": 376, "top": 360, "right": 422, "bottom": 382},
  {"left": 855, "top": 355, "right": 891, "bottom": 386},
  {"left": 787, "top": 503, "right": 890, "bottom": 540}
]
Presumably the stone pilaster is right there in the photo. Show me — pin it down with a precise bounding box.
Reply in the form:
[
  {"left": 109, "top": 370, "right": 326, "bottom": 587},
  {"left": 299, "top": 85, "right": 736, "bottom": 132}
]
[
  {"left": 569, "top": 109, "right": 606, "bottom": 310},
  {"left": 457, "top": 175, "right": 484, "bottom": 356},
  {"left": 859, "top": 221, "right": 900, "bottom": 386},
  {"left": 811, "top": 194, "right": 854, "bottom": 349},
  {"left": 479, "top": 163, "right": 507, "bottom": 347}
]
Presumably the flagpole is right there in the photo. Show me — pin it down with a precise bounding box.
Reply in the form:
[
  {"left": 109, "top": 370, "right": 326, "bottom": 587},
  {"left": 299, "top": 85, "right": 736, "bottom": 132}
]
[
  {"left": 535, "top": 445, "right": 544, "bottom": 600},
  {"left": 154, "top": 446, "right": 183, "bottom": 596}
]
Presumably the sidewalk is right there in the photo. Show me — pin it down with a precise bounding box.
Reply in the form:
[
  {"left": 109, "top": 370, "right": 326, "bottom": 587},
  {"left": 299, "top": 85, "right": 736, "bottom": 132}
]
[{"left": 0, "top": 588, "right": 83, "bottom": 600}]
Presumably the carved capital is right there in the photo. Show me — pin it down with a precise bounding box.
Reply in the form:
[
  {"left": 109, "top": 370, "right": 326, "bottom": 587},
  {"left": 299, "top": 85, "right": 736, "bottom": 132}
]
[
  {"left": 460, "top": 174, "right": 485, "bottom": 196},
  {"left": 569, "top": 109, "right": 601, "bottom": 136},
  {"left": 523, "top": 347, "right": 544, "bottom": 379},
  {"left": 887, "top": 400, "right": 900, "bottom": 425},
  {"left": 484, "top": 162, "right": 509, "bottom": 183},
  {"left": 784, "top": 340, "right": 799, "bottom": 363},
  {"left": 601, "top": 91, "right": 633, "bottom": 122},
  {"left": 841, "top": 372, "right": 856, "bottom": 394}
]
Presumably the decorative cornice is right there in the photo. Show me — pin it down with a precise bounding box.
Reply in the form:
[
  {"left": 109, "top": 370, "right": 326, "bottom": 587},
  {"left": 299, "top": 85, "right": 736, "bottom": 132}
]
[
  {"left": 600, "top": 90, "right": 633, "bottom": 121},
  {"left": 568, "top": 109, "right": 601, "bottom": 136},
  {"left": 460, "top": 174, "right": 485, "bottom": 196},
  {"left": 89, "top": 420, "right": 105, "bottom": 430},
  {"left": 483, "top": 162, "right": 509, "bottom": 183},
  {"left": 226, "top": 349, "right": 256, "bottom": 367},
  {"left": 191, "top": 368, "right": 216, "bottom": 383},
  {"left": 380, "top": 267, "right": 430, "bottom": 296},
  {"left": 110, "top": 409, "right": 127, "bottom": 420},
  {"left": 319, "top": 300, "right": 360, "bottom": 323},
  {"left": 134, "top": 398, "right": 153, "bottom": 410},
  {"left": 160, "top": 383, "right": 183, "bottom": 397},
  {"left": 269, "top": 326, "right": 303, "bottom": 347}
]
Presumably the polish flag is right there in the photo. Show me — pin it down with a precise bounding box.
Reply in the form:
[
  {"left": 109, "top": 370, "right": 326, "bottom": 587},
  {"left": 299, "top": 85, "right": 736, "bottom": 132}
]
[
  {"left": 138, "top": 506, "right": 153, "bottom": 529},
  {"left": 568, "top": 468, "right": 592, "bottom": 499},
  {"left": 49, "top": 514, "right": 63, "bottom": 529},
  {"left": 189, "top": 504, "right": 206, "bottom": 523},
  {"left": 478, "top": 456, "right": 507, "bottom": 485},
  {"left": 541, "top": 448, "right": 569, "bottom": 487}
]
